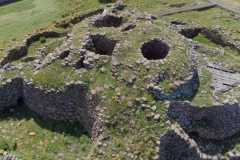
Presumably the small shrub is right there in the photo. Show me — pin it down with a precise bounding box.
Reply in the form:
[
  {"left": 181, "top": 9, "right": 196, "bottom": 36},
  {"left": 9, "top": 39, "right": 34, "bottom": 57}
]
[
  {"left": 39, "top": 37, "right": 46, "bottom": 43},
  {"left": 0, "top": 138, "right": 9, "bottom": 150}
]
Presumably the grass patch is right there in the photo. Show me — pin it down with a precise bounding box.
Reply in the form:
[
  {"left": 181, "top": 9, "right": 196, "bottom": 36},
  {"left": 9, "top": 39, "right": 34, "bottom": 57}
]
[
  {"left": 193, "top": 33, "right": 220, "bottom": 48},
  {"left": 164, "top": 7, "right": 240, "bottom": 38},
  {"left": 23, "top": 59, "right": 80, "bottom": 89},
  {"left": 191, "top": 62, "right": 214, "bottom": 106},
  {"left": 0, "top": 105, "right": 93, "bottom": 160},
  {"left": 27, "top": 37, "right": 59, "bottom": 57}
]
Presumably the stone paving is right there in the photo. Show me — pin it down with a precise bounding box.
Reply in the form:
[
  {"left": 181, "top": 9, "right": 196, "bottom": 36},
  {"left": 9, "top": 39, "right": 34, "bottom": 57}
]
[
  {"left": 158, "top": 3, "right": 216, "bottom": 16},
  {"left": 206, "top": 59, "right": 240, "bottom": 94}
]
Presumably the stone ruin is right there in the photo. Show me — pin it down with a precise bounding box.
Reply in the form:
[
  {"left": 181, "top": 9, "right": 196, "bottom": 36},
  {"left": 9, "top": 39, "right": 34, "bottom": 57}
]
[
  {"left": 83, "top": 34, "right": 117, "bottom": 56},
  {"left": 159, "top": 101, "right": 240, "bottom": 159},
  {"left": 2, "top": 2, "right": 240, "bottom": 159},
  {"left": 93, "top": 15, "right": 123, "bottom": 28},
  {"left": 178, "top": 27, "right": 240, "bottom": 52},
  {"left": 141, "top": 38, "right": 170, "bottom": 60}
]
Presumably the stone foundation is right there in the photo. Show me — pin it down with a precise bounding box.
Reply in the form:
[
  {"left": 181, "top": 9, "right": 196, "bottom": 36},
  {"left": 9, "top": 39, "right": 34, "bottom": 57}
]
[
  {"left": 148, "top": 48, "right": 199, "bottom": 100},
  {"left": 159, "top": 125, "right": 202, "bottom": 160},
  {"left": 0, "top": 31, "right": 65, "bottom": 67},
  {"left": 160, "top": 101, "right": 240, "bottom": 159},
  {"left": 0, "top": 77, "right": 102, "bottom": 140},
  {"left": 168, "top": 101, "right": 240, "bottom": 140}
]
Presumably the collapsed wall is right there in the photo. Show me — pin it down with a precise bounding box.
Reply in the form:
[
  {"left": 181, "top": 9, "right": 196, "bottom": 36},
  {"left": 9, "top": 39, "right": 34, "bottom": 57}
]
[
  {"left": 0, "top": 77, "right": 102, "bottom": 139},
  {"left": 0, "top": 31, "right": 65, "bottom": 67}
]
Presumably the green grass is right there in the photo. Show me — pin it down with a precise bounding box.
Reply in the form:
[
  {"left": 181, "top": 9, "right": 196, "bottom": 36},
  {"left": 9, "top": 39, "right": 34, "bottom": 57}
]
[
  {"left": 191, "top": 61, "right": 214, "bottom": 106},
  {"left": 22, "top": 59, "right": 80, "bottom": 89},
  {"left": 0, "top": 0, "right": 207, "bottom": 48},
  {"left": 121, "top": 0, "right": 206, "bottom": 13},
  {"left": 159, "top": 78, "right": 174, "bottom": 93},
  {"left": 164, "top": 7, "right": 240, "bottom": 38},
  {"left": 2, "top": 0, "right": 240, "bottom": 159},
  {"left": 0, "top": 105, "right": 93, "bottom": 160},
  {"left": 193, "top": 33, "right": 220, "bottom": 48},
  {"left": 0, "top": 0, "right": 101, "bottom": 49},
  {"left": 27, "top": 37, "right": 60, "bottom": 57}
]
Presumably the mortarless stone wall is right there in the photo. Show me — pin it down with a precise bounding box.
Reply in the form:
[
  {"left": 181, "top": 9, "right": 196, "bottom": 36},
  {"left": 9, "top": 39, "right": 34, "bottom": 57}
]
[
  {"left": 168, "top": 101, "right": 240, "bottom": 140},
  {"left": 0, "top": 77, "right": 102, "bottom": 140}
]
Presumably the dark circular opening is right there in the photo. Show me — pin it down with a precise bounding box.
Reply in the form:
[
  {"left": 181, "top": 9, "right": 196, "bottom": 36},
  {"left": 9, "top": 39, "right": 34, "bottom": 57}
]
[{"left": 141, "top": 39, "right": 170, "bottom": 60}]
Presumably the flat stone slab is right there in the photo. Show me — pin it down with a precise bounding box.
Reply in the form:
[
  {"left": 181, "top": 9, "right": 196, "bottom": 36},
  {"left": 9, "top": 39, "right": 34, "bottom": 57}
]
[{"left": 206, "top": 61, "right": 240, "bottom": 94}]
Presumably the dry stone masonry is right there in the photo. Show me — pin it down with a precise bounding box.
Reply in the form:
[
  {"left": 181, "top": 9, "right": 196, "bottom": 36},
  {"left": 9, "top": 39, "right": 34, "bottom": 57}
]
[
  {"left": 159, "top": 101, "right": 240, "bottom": 159},
  {"left": 2, "top": 2, "right": 240, "bottom": 159},
  {"left": 0, "top": 31, "right": 65, "bottom": 67},
  {"left": 0, "top": 77, "right": 102, "bottom": 140},
  {"left": 148, "top": 48, "right": 199, "bottom": 100},
  {"left": 168, "top": 101, "right": 240, "bottom": 140}
]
